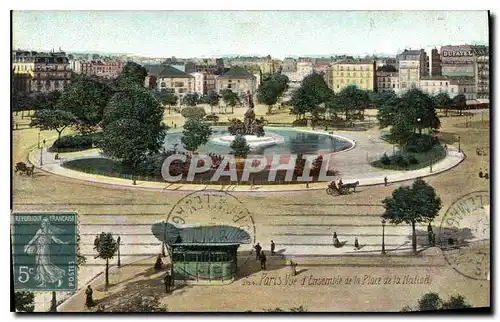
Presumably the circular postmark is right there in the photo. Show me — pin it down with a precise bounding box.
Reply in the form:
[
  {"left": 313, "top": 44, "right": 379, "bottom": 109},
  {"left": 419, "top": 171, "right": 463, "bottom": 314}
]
[
  {"left": 439, "top": 191, "right": 490, "bottom": 280},
  {"left": 165, "top": 190, "right": 256, "bottom": 281}
]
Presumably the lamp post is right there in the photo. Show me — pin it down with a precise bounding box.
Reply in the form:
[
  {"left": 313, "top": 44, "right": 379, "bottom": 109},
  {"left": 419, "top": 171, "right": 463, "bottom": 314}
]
[
  {"left": 429, "top": 157, "right": 433, "bottom": 173},
  {"left": 39, "top": 139, "right": 43, "bottom": 166},
  {"left": 381, "top": 219, "right": 386, "bottom": 255},
  {"left": 458, "top": 136, "right": 461, "bottom": 153},
  {"left": 37, "top": 132, "right": 41, "bottom": 149},
  {"left": 117, "top": 236, "right": 121, "bottom": 267},
  {"left": 416, "top": 118, "right": 421, "bottom": 135}
]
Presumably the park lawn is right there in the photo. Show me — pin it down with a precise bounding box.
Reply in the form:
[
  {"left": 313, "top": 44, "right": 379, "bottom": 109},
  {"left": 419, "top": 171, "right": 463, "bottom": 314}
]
[{"left": 371, "top": 145, "right": 447, "bottom": 171}]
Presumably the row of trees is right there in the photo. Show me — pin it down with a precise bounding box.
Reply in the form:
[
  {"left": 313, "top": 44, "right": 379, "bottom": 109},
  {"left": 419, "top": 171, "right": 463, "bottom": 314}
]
[{"left": 288, "top": 73, "right": 468, "bottom": 126}]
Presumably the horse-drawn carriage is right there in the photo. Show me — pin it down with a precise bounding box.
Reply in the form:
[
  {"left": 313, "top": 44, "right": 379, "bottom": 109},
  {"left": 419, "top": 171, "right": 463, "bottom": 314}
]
[
  {"left": 326, "top": 180, "right": 359, "bottom": 196},
  {"left": 14, "top": 162, "right": 35, "bottom": 176}
]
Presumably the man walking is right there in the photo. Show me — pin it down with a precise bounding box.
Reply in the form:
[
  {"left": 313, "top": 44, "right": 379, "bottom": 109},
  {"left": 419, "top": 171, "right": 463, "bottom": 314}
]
[
  {"left": 163, "top": 272, "right": 172, "bottom": 293},
  {"left": 384, "top": 177, "right": 388, "bottom": 186},
  {"left": 270, "top": 240, "right": 275, "bottom": 256},
  {"left": 85, "top": 285, "right": 94, "bottom": 307},
  {"left": 254, "top": 243, "right": 262, "bottom": 260},
  {"left": 260, "top": 251, "right": 267, "bottom": 270}
]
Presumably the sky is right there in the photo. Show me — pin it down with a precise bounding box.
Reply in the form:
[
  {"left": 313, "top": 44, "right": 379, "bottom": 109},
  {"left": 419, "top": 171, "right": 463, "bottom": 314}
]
[{"left": 12, "top": 11, "right": 489, "bottom": 59}]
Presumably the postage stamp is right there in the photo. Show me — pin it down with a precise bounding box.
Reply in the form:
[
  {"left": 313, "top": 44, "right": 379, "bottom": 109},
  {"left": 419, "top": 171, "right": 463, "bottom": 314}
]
[
  {"left": 11, "top": 212, "right": 78, "bottom": 291},
  {"left": 438, "top": 191, "right": 490, "bottom": 280}
]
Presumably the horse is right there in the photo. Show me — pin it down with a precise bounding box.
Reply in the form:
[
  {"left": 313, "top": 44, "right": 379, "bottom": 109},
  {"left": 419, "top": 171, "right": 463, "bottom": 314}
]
[{"left": 341, "top": 181, "right": 360, "bottom": 193}]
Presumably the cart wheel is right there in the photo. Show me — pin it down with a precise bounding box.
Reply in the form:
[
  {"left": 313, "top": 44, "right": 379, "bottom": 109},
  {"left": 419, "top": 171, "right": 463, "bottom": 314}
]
[{"left": 326, "top": 188, "right": 334, "bottom": 195}]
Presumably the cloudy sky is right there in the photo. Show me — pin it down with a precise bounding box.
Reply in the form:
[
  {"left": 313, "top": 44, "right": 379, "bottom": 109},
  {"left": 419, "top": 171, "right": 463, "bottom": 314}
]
[{"left": 12, "top": 11, "right": 489, "bottom": 58}]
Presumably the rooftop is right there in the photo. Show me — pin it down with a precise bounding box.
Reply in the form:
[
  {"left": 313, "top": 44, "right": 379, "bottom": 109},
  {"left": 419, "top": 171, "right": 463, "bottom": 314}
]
[
  {"left": 217, "top": 67, "right": 256, "bottom": 79},
  {"left": 145, "top": 64, "right": 194, "bottom": 78}
]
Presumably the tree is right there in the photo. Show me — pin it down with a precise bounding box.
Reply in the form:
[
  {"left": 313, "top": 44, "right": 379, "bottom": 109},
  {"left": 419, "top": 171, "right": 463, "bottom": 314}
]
[
  {"left": 30, "top": 109, "right": 78, "bottom": 139},
  {"left": 220, "top": 89, "right": 240, "bottom": 114},
  {"left": 257, "top": 78, "right": 280, "bottom": 114},
  {"left": 155, "top": 90, "right": 178, "bottom": 115},
  {"left": 441, "top": 295, "right": 472, "bottom": 310},
  {"left": 94, "top": 232, "right": 119, "bottom": 287},
  {"left": 206, "top": 91, "right": 220, "bottom": 114},
  {"left": 230, "top": 135, "right": 251, "bottom": 158},
  {"left": 57, "top": 77, "right": 113, "bottom": 133},
  {"left": 181, "top": 106, "right": 206, "bottom": 119},
  {"left": 370, "top": 91, "right": 397, "bottom": 108},
  {"left": 452, "top": 94, "right": 467, "bottom": 116},
  {"left": 377, "top": 95, "right": 402, "bottom": 129},
  {"left": 434, "top": 92, "right": 452, "bottom": 117},
  {"left": 336, "top": 85, "right": 370, "bottom": 123},
  {"left": 12, "top": 90, "right": 32, "bottom": 112},
  {"left": 116, "top": 62, "right": 147, "bottom": 87},
  {"left": 101, "top": 87, "right": 166, "bottom": 173},
  {"left": 181, "top": 118, "right": 212, "bottom": 153},
  {"left": 417, "top": 292, "right": 442, "bottom": 311},
  {"left": 183, "top": 93, "right": 199, "bottom": 107},
  {"left": 14, "top": 291, "right": 35, "bottom": 312},
  {"left": 32, "top": 91, "right": 62, "bottom": 111},
  {"left": 382, "top": 178, "right": 442, "bottom": 253},
  {"left": 291, "top": 73, "right": 331, "bottom": 120}
]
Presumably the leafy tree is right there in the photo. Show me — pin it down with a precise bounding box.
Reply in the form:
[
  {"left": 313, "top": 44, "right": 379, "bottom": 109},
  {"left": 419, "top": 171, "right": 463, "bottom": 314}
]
[
  {"left": 370, "top": 91, "right": 397, "bottom": 108},
  {"left": 155, "top": 90, "right": 178, "bottom": 115},
  {"left": 94, "top": 232, "right": 119, "bottom": 286},
  {"left": 291, "top": 73, "right": 331, "bottom": 120},
  {"left": 452, "top": 94, "right": 467, "bottom": 116},
  {"left": 434, "top": 92, "right": 452, "bottom": 117},
  {"left": 336, "top": 85, "right": 370, "bottom": 123},
  {"left": 14, "top": 291, "right": 35, "bottom": 312},
  {"left": 57, "top": 77, "right": 113, "bottom": 133},
  {"left": 12, "top": 90, "right": 32, "bottom": 111},
  {"left": 220, "top": 89, "right": 240, "bottom": 114},
  {"left": 206, "top": 91, "right": 220, "bottom": 114},
  {"left": 183, "top": 93, "right": 199, "bottom": 107},
  {"left": 377, "top": 95, "right": 402, "bottom": 129},
  {"left": 382, "top": 178, "right": 442, "bottom": 253},
  {"left": 441, "top": 295, "right": 472, "bottom": 310},
  {"left": 400, "top": 89, "right": 440, "bottom": 134},
  {"left": 257, "top": 78, "right": 280, "bottom": 114},
  {"left": 101, "top": 87, "right": 166, "bottom": 173},
  {"left": 116, "top": 62, "right": 147, "bottom": 87},
  {"left": 181, "top": 106, "right": 206, "bottom": 119},
  {"left": 417, "top": 292, "right": 442, "bottom": 311},
  {"left": 30, "top": 109, "right": 78, "bottom": 139},
  {"left": 230, "top": 135, "right": 251, "bottom": 158},
  {"left": 181, "top": 118, "right": 212, "bottom": 153},
  {"left": 32, "top": 91, "right": 62, "bottom": 111}
]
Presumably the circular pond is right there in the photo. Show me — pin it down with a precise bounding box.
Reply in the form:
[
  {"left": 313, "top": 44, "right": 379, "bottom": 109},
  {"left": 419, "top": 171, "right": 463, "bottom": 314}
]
[{"left": 165, "top": 127, "right": 353, "bottom": 155}]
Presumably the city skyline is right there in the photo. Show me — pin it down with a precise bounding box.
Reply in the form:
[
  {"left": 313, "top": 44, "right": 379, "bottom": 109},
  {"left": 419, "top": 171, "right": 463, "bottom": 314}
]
[{"left": 12, "top": 11, "right": 489, "bottom": 59}]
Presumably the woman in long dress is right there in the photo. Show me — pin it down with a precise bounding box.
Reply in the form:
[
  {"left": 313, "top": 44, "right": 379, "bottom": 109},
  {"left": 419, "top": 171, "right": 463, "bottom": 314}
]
[{"left": 24, "top": 217, "right": 68, "bottom": 287}]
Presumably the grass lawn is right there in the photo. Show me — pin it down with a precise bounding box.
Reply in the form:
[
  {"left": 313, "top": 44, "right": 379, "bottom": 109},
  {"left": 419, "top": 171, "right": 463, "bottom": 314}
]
[{"left": 371, "top": 144, "right": 446, "bottom": 171}]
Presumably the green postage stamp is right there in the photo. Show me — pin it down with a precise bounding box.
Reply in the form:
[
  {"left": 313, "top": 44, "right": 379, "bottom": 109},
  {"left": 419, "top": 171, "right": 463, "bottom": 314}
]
[{"left": 11, "top": 212, "right": 78, "bottom": 291}]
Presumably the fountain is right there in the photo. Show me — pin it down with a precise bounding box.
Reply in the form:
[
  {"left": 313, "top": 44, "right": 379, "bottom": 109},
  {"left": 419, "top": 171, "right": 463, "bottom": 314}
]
[{"left": 210, "top": 106, "right": 285, "bottom": 150}]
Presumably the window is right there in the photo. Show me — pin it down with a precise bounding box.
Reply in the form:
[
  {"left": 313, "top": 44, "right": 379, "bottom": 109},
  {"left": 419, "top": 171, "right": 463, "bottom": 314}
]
[
  {"left": 174, "top": 82, "right": 184, "bottom": 87},
  {"left": 161, "top": 82, "right": 166, "bottom": 87},
  {"left": 227, "top": 84, "right": 232, "bottom": 89},
  {"left": 463, "top": 88, "right": 467, "bottom": 93},
  {"left": 341, "top": 72, "right": 344, "bottom": 77}
]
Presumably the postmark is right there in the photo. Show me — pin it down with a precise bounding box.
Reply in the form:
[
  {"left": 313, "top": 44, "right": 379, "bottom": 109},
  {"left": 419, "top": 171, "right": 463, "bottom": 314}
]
[
  {"left": 12, "top": 212, "right": 78, "bottom": 291},
  {"left": 438, "top": 191, "right": 490, "bottom": 280},
  {"left": 163, "top": 190, "right": 255, "bottom": 281}
]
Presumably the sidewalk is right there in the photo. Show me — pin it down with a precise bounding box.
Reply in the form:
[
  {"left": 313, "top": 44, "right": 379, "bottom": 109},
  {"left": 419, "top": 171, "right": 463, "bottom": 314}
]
[{"left": 28, "top": 139, "right": 464, "bottom": 193}]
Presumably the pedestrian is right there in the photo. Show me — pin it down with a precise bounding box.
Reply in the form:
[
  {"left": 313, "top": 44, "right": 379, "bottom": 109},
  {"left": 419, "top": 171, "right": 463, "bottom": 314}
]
[
  {"left": 93, "top": 235, "right": 99, "bottom": 251},
  {"left": 431, "top": 232, "right": 437, "bottom": 247},
  {"left": 85, "top": 285, "right": 93, "bottom": 307},
  {"left": 270, "top": 240, "right": 275, "bottom": 256},
  {"left": 254, "top": 243, "right": 262, "bottom": 260},
  {"left": 479, "top": 169, "right": 484, "bottom": 178},
  {"left": 163, "top": 272, "right": 172, "bottom": 293},
  {"left": 427, "top": 222, "right": 433, "bottom": 233},
  {"left": 260, "top": 251, "right": 267, "bottom": 270},
  {"left": 290, "top": 260, "right": 297, "bottom": 276},
  {"left": 384, "top": 177, "right": 388, "bottom": 186},
  {"left": 174, "top": 123, "right": 177, "bottom": 129},
  {"left": 354, "top": 237, "right": 359, "bottom": 250},
  {"left": 338, "top": 178, "right": 343, "bottom": 187},
  {"left": 428, "top": 231, "right": 433, "bottom": 245},
  {"left": 444, "top": 144, "right": 448, "bottom": 151}
]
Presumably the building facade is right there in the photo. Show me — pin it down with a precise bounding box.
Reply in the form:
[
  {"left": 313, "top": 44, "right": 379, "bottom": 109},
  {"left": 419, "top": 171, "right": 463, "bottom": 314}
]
[
  {"left": 215, "top": 68, "right": 257, "bottom": 96},
  {"left": 70, "top": 59, "right": 123, "bottom": 78},
  {"left": 12, "top": 50, "right": 36, "bottom": 93},
  {"left": 327, "top": 59, "right": 376, "bottom": 93},
  {"left": 376, "top": 71, "right": 399, "bottom": 93},
  {"left": 396, "top": 49, "right": 428, "bottom": 93},
  {"left": 282, "top": 58, "right": 297, "bottom": 73},
  {"left": 190, "top": 72, "right": 205, "bottom": 95},
  {"left": 440, "top": 44, "right": 489, "bottom": 99},
  {"left": 145, "top": 65, "right": 195, "bottom": 99},
  {"left": 30, "top": 52, "right": 72, "bottom": 93}
]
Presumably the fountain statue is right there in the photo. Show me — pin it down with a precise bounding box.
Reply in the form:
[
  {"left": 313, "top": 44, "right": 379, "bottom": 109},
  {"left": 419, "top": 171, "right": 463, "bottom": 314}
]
[{"left": 228, "top": 106, "right": 265, "bottom": 137}]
